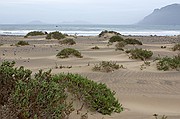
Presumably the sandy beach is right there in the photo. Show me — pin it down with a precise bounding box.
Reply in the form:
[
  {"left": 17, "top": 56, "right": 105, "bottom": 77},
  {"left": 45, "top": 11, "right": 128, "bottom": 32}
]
[{"left": 0, "top": 34, "right": 180, "bottom": 119}]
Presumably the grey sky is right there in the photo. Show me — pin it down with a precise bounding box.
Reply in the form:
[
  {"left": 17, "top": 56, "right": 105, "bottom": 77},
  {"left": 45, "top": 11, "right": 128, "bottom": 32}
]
[{"left": 0, "top": 0, "right": 180, "bottom": 24}]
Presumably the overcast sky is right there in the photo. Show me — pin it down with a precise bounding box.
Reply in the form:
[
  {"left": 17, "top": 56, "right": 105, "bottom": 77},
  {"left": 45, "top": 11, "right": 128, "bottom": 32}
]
[{"left": 0, "top": 0, "right": 180, "bottom": 24}]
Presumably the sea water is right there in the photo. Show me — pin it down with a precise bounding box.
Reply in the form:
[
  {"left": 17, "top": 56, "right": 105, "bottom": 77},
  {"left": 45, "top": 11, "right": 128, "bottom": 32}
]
[{"left": 0, "top": 24, "right": 180, "bottom": 36}]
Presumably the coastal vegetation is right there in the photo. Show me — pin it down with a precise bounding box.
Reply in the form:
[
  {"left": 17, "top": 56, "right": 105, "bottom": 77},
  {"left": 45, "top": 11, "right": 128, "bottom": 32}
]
[
  {"left": 124, "top": 38, "right": 142, "bottom": 45},
  {"left": 157, "top": 55, "right": 180, "bottom": 71},
  {"left": 59, "top": 38, "right": 76, "bottom": 45},
  {"left": 126, "top": 48, "right": 153, "bottom": 61},
  {"left": 109, "top": 36, "right": 142, "bottom": 47},
  {"left": 24, "top": 31, "right": 45, "bottom": 38},
  {"left": 46, "top": 31, "right": 65, "bottom": 40},
  {"left": 16, "top": 41, "right": 29, "bottom": 46},
  {"left": 54, "top": 73, "right": 123, "bottom": 115},
  {"left": 109, "top": 36, "right": 124, "bottom": 43},
  {"left": 172, "top": 43, "right": 180, "bottom": 51},
  {"left": 0, "top": 61, "right": 123, "bottom": 118},
  {"left": 92, "top": 61, "right": 122, "bottom": 72},
  {"left": 115, "top": 41, "right": 127, "bottom": 51},
  {"left": 56, "top": 48, "right": 82, "bottom": 58},
  {"left": 113, "top": 38, "right": 142, "bottom": 51},
  {"left": 99, "top": 30, "right": 121, "bottom": 37}
]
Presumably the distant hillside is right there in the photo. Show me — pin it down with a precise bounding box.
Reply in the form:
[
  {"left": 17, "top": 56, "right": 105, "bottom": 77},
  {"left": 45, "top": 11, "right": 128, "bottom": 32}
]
[
  {"left": 61, "top": 20, "right": 91, "bottom": 24},
  {"left": 28, "top": 20, "right": 44, "bottom": 24},
  {"left": 138, "top": 4, "right": 180, "bottom": 25}
]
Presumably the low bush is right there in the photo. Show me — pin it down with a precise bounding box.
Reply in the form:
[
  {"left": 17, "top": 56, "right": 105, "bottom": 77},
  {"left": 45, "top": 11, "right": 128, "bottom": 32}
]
[
  {"left": 99, "top": 30, "right": 121, "bottom": 37},
  {"left": 116, "top": 41, "right": 127, "bottom": 48},
  {"left": 92, "top": 61, "right": 120, "bottom": 72},
  {"left": 127, "top": 48, "right": 153, "bottom": 61},
  {"left": 56, "top": 48, "right": 82, "bottom": 58},
  {"left": 115, "top": 41, "right": 127, "bottom": 51},
  {"left": 157, "top": 55, "right": 180, "bottom": 71},
  {"left": 13, "top": 70, "right": 74, "bottom": 119},
  {"left": 24, "top": 31, "right": 45, "bottom": 38},
  {"left": 53, "top": 73, "right": 123, "bottom": 115},
  {"left": 16, "top": 41, "right": 29, "bottom": 46},
  {"left": 0, "top": 61, "right": 31, "bottom": 105},
  {"left": 0, "top": 61, "right": 123, "bottom": 118},
  {"left": 124, "top": 38, "right": 142, "bottom": 45},
  {"left": 59, "top": 38, "right": 76, "bottom": 45},
  {"left": 46, "top": 31, "right": 65, "bottom": 40},
  {"left": 91, "top": 46, "right": 100, "bottom": 49},
  {"left": 109, "top": 36, "right": 124, "bottom": 43},
  {"left": 172, "top": 43, "right": 180, "bottom": 51}
]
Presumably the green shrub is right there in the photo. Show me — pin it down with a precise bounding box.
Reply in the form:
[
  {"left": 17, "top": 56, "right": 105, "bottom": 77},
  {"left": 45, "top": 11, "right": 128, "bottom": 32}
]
[
  {"left": 109, "top": 36, "right": 124, "bottom": 43},
  {"left": 13, "top": 70, "right": 74, "bottom": 119},
  {"left": 16, "top": 41, "right": 29, "bottom": 46},
  {"left": 0, "top": 61, "right": 123, "bottom": 117},
  {"left": 24, "top": 31, "right": 45, "bottom": 38},
  {"left": 46, "top": 31, "right": 65, "bottom": 40},
  {"left": 172, "top": 43, "right": 180, "bottom": 51},
  {"left": 127, "top": 48, "right": 153, "bottom": 60},
  {"left": 91, "top": 46, "right": 100, "bottom": 49},
  {"left": 115, "top": 41, "right": 127, "bottom": 51},
  {"left": 56, "top": 48, "right": 82, "bottom": 58},
  {"left": 92, "top": 61, "right": 120, "bottom": 72},
  {"left": 0, "top": 44, "right": 3, "bottom": 46},
  {"left": 124, "top": 38, "right": 142, "bottom": 45},
  {"left": 59, "top": 38, "right": 76, "bottom": 45},
  {"left": 0, "top": 61, "right": 31, "bottom": 105},
  {"left": 99, "top": 30, "right": 121, "bottom": 37},
  {"left": 53, "top": 73, "right": 123, "bottom": 115},
  {"left": 157, "top": 55, "right": 180, "bottom": 71}
]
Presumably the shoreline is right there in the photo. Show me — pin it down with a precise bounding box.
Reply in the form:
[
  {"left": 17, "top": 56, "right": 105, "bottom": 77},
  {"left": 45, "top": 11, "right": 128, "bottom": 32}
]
[
  {"left": 1, "top": 24, "right": 180, "bottom": 36},
  {"left": 0, "top": 33, "right": 180, "bottom": 37}
]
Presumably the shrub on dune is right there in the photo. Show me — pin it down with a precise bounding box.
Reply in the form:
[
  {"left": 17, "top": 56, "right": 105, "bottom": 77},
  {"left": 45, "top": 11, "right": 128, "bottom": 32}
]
[
  {"left": 56, "top": 48, "right": 82, "bottom": 58},
  {"left": 16, "top": 41, "right": 29, "bottom": 46},
  {"left": 92, "top": 61, "right": 121, "bottom": 72},
  {"left": 126, "top": 48, "right": 153, "bottom": 61},
  {"left": 172, "top": 43, "right": 180, "bottom": 51},
  {"left": 99, "top": 30, "right": 121, "bottom": 37},
  {"left": 124, "top": 38, "right": 142, "bottom": 45},
  {"left": 24, "top": 31, "right": 45, "bottom": 38},
  {"left": 0, "top": 61, "right": 123, "bottom": 118},
  {"left": 59, "top": 38, "right": 76, "bottom": 45},
  {"left": 54, "top": 73, "right": 123, "bottom": 115},
  {"left": 157, "top": 55, "right": 180, "bottom": 71},
  {"left": 109, "top": 36, "right": 124, "bottom": 43},
  {"left": 46, "top": 31, "right": 65, "bottom": 40},
  {"left": 115, "top": 41, "right": 127, "bottom": 51}
]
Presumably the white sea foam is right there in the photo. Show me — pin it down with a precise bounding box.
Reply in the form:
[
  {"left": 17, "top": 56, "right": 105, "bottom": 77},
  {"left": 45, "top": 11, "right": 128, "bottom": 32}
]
[
  {"left": 0, "top": 24, "right": 180, "bottom": 36},
  {"left": 0, "top": 30, "right": 180, "bottom": 36}
]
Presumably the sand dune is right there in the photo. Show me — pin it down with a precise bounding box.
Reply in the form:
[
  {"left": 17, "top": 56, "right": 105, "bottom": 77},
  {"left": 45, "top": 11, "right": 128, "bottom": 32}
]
[{"left": 0, "top": 35, "right": 180, "bottom": 119}]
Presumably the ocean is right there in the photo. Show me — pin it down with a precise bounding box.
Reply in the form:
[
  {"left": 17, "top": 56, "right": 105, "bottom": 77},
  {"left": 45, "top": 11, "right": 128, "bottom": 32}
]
[{"left": 0, "top": 24, "right": 180, "bottom": 36}]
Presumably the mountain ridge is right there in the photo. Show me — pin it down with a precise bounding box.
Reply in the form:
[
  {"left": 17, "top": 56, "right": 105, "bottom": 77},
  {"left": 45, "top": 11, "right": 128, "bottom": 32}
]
[{"left": 138, "top": 3, "right": 180, "bottom": 25}]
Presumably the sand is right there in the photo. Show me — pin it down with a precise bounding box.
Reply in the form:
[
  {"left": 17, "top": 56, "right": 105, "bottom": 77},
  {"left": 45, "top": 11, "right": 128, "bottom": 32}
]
[{"left": 0, "top": 34, "right": 180, "bottom": 119}]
